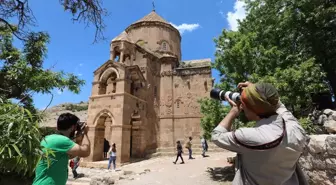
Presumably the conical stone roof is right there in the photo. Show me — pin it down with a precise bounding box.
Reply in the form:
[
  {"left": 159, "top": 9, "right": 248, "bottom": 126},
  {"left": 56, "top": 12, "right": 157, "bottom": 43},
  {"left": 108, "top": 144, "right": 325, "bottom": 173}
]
[
  {"left": 131, "top": 11, "right": 169, "bottom": 25},
  {"left": 111, "top": 31, "right": 133, "bottom": 43}
]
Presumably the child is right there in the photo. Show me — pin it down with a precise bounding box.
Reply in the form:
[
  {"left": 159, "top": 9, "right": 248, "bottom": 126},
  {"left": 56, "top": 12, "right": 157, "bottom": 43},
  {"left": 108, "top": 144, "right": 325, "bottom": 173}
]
[{"left": 70, "top": 156, "right": 80, "bottom": 178}]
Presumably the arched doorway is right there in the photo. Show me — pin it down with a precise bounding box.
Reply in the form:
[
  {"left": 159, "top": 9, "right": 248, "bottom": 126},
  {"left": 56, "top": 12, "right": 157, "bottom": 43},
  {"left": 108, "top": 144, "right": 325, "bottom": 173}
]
[{"left": 93, "top": 113, "right": 113, "bottom": 161}]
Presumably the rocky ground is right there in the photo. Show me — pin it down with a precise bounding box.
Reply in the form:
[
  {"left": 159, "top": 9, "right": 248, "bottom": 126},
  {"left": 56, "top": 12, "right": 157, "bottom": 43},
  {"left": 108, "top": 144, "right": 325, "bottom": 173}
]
[
  {"left": 40, "top": 102, "right": 88, "bottom": 127},
  {"left": 66, "top": 152, "right": 236, "bottom": 185}
]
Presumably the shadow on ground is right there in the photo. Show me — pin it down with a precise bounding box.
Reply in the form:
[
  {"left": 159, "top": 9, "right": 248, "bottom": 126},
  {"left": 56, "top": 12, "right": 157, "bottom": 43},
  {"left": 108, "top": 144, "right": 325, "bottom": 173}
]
[{"left": 206, "top": 165, "right": 235, "bottom": 182}]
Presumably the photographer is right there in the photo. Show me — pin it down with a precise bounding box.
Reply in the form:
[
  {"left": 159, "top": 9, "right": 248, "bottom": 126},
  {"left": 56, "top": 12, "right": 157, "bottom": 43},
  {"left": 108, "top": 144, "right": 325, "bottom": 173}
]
[
  {"left": 33, "top": 113, "right": 91, "bottom": 185},
  {"left": 211, "top": 82, "right": 309, "bottom": 185}
]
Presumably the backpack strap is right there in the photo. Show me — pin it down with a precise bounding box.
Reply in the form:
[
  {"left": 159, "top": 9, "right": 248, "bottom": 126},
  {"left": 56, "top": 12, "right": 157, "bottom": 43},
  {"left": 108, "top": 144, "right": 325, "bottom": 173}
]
[{"left": 232, "top": 117, "right": 286, "bottom": 150}]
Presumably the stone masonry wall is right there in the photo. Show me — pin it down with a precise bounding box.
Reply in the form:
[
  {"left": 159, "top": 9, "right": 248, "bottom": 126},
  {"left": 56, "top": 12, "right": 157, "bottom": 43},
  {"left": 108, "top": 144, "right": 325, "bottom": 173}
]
[
  {"left": 299, "top": 134, "right": 336, "bottom": 185},
  {"left": 300, "top": 109, "right": 336, "bottom": 184}
]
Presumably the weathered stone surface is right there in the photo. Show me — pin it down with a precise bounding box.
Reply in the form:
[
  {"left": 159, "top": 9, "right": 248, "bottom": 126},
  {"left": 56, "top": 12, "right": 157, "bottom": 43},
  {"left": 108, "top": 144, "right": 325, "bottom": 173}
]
[
  {"left": 318, "top": 114, "right": 328, "bottom": 125},
  {"left": 332, "top": 111, "right": 336, "bottom": 121},
  {"left": 326, "top": 135, "right": 336, "bottom": 156},
  {"left": 323, "top": 109, "right": 334, "bottom": 116},
  {"left": 324, "top": 120, "right": 336, "bottom": 133},
  {"left": 326, "top": 158, "right": 336, "bottom": 170},
  {"left": 300, "top": 134, "right": 336, "bottom": 185},
  {"left": 307, "top": 135, "right": 328, "bottom": 154},
  {"left": 307, "top": 171, "right": 334, "bottom": 185},
  {"left": 299, "top": 155, "right": 313, "bottom": 170}
]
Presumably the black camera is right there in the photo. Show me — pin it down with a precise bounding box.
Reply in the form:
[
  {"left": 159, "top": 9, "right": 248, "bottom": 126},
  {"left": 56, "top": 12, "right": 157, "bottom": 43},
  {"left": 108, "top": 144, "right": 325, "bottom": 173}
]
[
  {"left": 75, "top": 121, "right": 87, "bottom": 138},
  {"left": 210, "top": 88, "right": 241, "bottom": 102}
]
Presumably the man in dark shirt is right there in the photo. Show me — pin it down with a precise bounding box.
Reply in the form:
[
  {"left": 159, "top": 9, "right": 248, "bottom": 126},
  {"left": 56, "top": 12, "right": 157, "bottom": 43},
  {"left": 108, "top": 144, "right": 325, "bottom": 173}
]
[{"left": 173, "top": 141, "right": 184, "bottom": 164}]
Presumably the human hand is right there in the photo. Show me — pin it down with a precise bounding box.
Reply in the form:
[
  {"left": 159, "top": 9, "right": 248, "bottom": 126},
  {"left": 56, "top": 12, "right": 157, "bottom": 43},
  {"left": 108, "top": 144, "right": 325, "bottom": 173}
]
[
  {"left": 83, "top": 124, "right": 89, "bottom": 135},
  {"left": 237, "top": 81, "right": 253, "bottom": 89},
  {"left": 225, "top": 95, "right": 241, "bottom": 117}
]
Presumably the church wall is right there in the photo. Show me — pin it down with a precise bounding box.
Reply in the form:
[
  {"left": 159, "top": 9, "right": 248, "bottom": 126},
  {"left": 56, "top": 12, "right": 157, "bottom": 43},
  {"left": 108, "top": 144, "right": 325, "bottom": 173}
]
[
  {"left": 157, "top": 62, "right": 174, "bottom": 148},
  {"left": 127, "top": 26, "right": 181, "bottom": 60},
  {"left": 156, "top": 67, "right": 212, "bottom": 149},
  {"left": 173, "top": 71, "right": 211, "bottom": 144}
]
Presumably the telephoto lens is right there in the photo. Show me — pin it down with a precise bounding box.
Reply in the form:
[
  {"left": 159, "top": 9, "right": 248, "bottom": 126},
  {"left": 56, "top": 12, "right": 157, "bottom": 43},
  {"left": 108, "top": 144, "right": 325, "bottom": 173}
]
[{"left": 210, "top": 88, "right": 241, "bottom": 102}]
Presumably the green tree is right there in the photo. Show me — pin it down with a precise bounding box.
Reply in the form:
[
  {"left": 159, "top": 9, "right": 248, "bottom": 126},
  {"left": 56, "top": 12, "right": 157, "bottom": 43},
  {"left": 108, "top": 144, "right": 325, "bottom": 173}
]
[
  {"left": 0, "top": 26, "right": 85, "bottom": 113},
  {"left": 0, "top": 23, "right": 85, "bottom": 182},
  {"left": 213, "top": 0, "right": 335, "bottom": 117},
  {"left": 0, "top": 99, "right": 53, "bottom": 184}
]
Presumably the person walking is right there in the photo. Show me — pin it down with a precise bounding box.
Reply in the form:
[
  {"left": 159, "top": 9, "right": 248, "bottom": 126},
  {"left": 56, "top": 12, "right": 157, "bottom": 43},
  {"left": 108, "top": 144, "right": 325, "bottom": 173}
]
[
  {"left": 107, "top": 143, "right": 117, "bottom": 170},
  {"left": 173, "top": 141, "right": 184, "bottom": 164},
  {"left": 201, "top": 136, "right": 208, "bottom": 157},
  {"left": 185, "top": 137, "right": 194, "bottom": 159}
]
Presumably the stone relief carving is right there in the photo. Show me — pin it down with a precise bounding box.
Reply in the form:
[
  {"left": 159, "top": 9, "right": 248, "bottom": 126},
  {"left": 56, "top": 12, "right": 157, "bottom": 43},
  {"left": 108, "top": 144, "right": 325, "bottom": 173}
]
[
  {"left": 140, "top": 67, "right": 146, "bottom": 73},
  {"left": 174, "top": 97, "right": 183, "bottom": 108},
  {"left": 160, "top": 68, "right": 211, "bottom": 77},
  {"left": 165, "top": 95, "right": 173, "bottom": 107},
  {"left": 90, "top": 104, "right": 112, "bottom": 109}
]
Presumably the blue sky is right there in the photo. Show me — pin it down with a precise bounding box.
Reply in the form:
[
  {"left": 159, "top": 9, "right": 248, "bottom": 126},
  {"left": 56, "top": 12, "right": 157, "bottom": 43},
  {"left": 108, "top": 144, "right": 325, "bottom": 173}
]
[{"left": 25, "top": 0, "right": 247, "bottom": 109}]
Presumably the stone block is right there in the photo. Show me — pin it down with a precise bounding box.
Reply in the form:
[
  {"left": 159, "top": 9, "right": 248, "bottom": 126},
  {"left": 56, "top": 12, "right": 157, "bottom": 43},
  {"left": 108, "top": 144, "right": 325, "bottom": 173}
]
[
  {"left": 326, "top": 158, "right": 336, "bottom": 170},
  {"left": 332, "top": 111, "right": 336, "bottom": 121},
  {"left": 324, "top": 120, "right": 336, "bottom": 134},
  {"left": 311, "top": 156, "right": 326, "bottom": 170},
  {"left": 307, "top": 171, "right": 334, "bottom": 185},
  {"left": 323, "top": 109, "right": 334, "bottom": 116},
  {"left": 307, "top": 135, "right": 328, "bottom": 154},
  {"left": 317, "top": 114, "right": 328, "bottom": 125},
  {"left": 299, "top": 155, "right": 313, "bottom": 170},
  {"left": 326, "top": 135, "right": 336, "bottom": 156}
]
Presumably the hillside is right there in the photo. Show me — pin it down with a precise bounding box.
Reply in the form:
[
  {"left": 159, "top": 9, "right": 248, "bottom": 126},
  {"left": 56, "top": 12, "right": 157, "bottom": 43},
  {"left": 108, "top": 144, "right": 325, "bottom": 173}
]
[{"left": 40, "top": 102, "right": 89, "bottom": 128}]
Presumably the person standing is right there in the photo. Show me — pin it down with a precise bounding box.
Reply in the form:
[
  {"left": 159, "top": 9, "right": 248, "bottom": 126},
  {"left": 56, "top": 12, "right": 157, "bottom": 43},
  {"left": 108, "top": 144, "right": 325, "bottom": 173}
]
[
  {"left": 185, "top": 137, "right": 194, "bottom": 159},
  {"left": 173, "top": 141, "right": 184, "bottom": 164},
  {"left": 103, "top": 138, "right": 110, "bottom": 159},
  {"left": 211, "top": 81, "right": 309, "bottom": 185},
  {"left": 201, "top": 136, "right": 208, "bottom": 157},
  {"left": 107, "top": 143, "right": 117, "bottom": 170}
]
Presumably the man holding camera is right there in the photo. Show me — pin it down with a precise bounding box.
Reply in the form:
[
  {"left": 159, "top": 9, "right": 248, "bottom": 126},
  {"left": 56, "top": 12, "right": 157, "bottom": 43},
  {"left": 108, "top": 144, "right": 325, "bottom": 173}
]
[
  {"left": 33, "top": 113, "right": 91, "bottom": 185},
  {"left": 211, "top": 82, "right": 308, "bottom": 185}
]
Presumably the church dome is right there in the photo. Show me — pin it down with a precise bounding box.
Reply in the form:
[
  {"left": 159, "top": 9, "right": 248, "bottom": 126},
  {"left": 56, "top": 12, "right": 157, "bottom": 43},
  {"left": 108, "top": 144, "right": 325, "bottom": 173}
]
[{"left": 125, "top": 11, "right": 182, "bottom": 60}]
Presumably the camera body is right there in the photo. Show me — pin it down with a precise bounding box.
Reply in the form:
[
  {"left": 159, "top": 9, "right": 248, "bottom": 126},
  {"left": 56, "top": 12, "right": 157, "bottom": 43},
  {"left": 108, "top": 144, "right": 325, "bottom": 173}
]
[
  {"left": 210, "top": 88, "right": 241, "bottom": 102},
  {"left": 75, "top": 121, "right": 87, "bottom": 138}
]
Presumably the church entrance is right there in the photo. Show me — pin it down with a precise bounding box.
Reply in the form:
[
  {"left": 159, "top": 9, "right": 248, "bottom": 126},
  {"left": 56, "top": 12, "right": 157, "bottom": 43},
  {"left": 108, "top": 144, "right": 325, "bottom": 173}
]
[{"left": 93, "top": 113, "right": 113, "bottom": 161}]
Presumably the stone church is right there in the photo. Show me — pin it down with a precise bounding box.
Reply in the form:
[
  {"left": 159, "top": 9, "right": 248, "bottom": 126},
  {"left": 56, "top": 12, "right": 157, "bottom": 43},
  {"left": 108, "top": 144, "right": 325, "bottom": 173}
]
[{"left": 85, "top": 10, "right": 213, "bottom": 163}]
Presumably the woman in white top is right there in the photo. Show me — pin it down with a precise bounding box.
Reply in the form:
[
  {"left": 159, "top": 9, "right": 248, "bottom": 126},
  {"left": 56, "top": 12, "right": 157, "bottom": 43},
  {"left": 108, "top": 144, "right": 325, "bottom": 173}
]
[{"left": 107, "top": 143, "right": 117, "bottom": 170}]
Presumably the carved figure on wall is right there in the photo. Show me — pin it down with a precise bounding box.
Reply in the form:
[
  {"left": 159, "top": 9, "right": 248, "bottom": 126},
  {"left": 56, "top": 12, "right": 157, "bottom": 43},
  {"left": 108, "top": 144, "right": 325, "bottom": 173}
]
[
  {"left": 174, "top": 97, "right": 183, "bottom": 109},
  {"left": 165, "top": 95, "right": 173, "bottom": 107}
]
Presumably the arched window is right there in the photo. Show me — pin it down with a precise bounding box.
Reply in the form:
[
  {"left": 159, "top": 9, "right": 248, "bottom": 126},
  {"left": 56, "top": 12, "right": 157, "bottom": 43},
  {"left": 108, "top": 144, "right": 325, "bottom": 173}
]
[{"left": 99, "top": 69, "right": 118, "bottom": 95}]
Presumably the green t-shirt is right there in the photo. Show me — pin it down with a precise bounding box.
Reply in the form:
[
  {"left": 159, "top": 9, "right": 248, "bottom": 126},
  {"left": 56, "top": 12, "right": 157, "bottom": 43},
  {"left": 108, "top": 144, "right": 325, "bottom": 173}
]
[{"left": 33, "top": 134, "right": 75, "bottom": 185}]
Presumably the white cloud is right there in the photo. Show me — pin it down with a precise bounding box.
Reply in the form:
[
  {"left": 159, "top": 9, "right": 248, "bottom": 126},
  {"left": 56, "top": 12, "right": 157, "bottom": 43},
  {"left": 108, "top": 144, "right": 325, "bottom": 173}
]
[
  {"left": 77, "top": 73, "right": 83, "bottom": 76},
  {"left": 79, "top": 63, "right": 84, "bottom": 67},
  {"left": 227, "top": 0, "right": 247, "bottom": 31},
  {"left": 57, "top": 90, "right": 63, "bottom": 95},
  {"left": 170, "top": 23, "right": 200, "bottom": 34}
]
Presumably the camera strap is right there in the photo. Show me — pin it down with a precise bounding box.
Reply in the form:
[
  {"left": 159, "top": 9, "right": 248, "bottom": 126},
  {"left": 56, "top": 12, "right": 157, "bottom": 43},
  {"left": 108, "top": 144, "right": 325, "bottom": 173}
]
[{"left": 232, "top": 117, "right": 286, "bottom": 150}]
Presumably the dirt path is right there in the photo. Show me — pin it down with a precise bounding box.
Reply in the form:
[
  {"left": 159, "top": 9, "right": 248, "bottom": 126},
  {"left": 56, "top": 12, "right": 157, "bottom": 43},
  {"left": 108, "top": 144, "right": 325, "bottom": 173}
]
[{"left": 117, "top": 152, "right": 236, "bottom": 185}]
